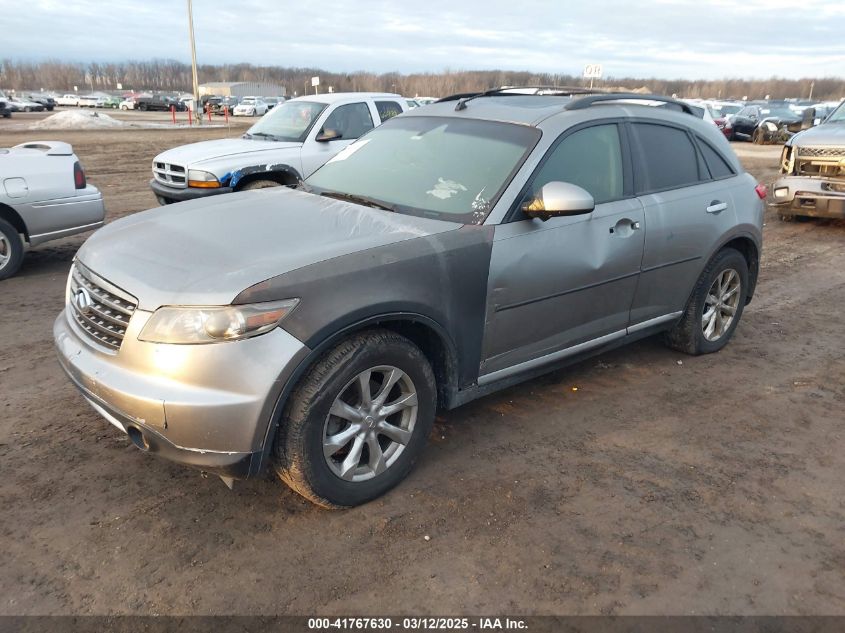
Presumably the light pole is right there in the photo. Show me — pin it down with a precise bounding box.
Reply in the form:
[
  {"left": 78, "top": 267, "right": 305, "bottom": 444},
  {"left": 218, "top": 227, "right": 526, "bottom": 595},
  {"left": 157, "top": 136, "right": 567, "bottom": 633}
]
[{"left": 187, "top": 0, "right": 201, "bottom": 124}]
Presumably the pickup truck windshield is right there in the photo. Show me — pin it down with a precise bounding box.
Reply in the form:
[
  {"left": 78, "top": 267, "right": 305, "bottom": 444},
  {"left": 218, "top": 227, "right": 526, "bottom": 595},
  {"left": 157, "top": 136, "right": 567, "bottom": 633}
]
[
  {"left": 827, "top": 103, "right": 845, "bottom": 123},
  {"left": 305, "top": 116, "right": 541, "bottom": 224},
  {"left": 245, "top": 100, "right": 327, "bottom": 142}
]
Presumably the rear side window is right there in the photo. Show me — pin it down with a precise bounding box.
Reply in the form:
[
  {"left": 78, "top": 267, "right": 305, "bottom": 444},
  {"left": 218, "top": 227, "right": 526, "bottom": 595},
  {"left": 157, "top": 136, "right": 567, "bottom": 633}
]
[
  {"left": 527, "top": 124, "right": 624, "bottom": 205},
  {"left": 375, "top": 101, "right": 403, "bottom": 122},
  {"left": 631, "top": 123, "right": 702, "bottom": 193},
  {"left": 697, "top": 139, "right": 735, "bottom": 179}
]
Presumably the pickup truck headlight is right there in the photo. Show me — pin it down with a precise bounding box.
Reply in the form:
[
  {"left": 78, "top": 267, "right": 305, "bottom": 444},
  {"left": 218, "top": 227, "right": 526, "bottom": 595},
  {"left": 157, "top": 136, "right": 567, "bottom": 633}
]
[
  {"left": 139, "top": 299, "right": 299, "bottom": 344},
  {"left": 187, "top": 169, "right": 221, "bottom": 188}
]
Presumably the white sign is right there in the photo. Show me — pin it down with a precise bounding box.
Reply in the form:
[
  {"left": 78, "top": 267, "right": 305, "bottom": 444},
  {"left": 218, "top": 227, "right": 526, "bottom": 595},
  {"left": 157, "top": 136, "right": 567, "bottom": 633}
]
[
  {"left": 73, "top": 86, "right": 78, "bottom": 92},
  {"left": 583, "top": 64, "right": 603, "bottom": 79},
  {"left": 311, "top": 76, "right": 320, "bottom": 87},
  {"left": 116, "top": 83, "right": 123, "bottom": 90}
]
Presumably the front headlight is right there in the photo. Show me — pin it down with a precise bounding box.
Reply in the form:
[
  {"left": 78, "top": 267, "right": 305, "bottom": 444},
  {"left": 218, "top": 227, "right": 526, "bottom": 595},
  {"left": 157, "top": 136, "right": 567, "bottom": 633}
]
[
  {"left": 138, "top": 299, "right": 299, "bottom": 344},
  {"left": 187, "top": 169, "right": 221, "bottom": 188}
]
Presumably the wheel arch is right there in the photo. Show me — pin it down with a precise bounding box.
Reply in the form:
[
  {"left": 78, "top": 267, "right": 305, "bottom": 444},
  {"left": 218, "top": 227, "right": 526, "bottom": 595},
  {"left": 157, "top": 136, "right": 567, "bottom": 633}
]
[
  {"left": 229, "top": 164, "right": 302, "bottom": 190},
  {"left": 253, "top": 313, "right": 459, "bottom": 477},
  {"left": 0, "top": 203, "right": 29, "bottom": 242},
  {"left": 718, "top": 234, "right": 760, "bottom": 304}
]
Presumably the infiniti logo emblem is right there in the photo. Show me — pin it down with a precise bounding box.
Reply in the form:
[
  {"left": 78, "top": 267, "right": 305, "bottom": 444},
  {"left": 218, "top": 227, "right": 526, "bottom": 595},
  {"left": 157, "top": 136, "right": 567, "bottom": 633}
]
[{"left": 74, "top": 287, "right": 94, "bottom": 314}]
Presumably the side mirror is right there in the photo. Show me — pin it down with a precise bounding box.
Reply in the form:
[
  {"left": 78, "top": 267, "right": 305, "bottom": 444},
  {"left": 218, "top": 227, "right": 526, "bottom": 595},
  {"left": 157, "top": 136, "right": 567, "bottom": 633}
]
[
  {"left": 801, "top": 107, "right": 816, "bottom": 130},
  {"left": 316, "top": 128, "right": 342, "bottom": 142},
  {"left": 522, "top": 182, "right": 595, "bottom": 221}
]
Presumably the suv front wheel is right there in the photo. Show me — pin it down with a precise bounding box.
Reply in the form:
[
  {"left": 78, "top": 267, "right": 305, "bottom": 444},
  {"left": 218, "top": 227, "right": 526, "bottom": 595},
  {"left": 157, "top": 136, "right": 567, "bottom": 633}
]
[
  {"left": 666, "top": 248, "right": 749, "bottom": 355},
  {"left": 274, "top": 329, "right": 436, "bottom": 508}
]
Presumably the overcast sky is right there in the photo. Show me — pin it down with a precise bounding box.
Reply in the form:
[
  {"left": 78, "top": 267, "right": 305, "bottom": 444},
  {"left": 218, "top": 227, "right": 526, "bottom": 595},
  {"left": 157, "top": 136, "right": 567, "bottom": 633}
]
[{"left": 3, "top": 0, "right": 843, "bottom": 79}]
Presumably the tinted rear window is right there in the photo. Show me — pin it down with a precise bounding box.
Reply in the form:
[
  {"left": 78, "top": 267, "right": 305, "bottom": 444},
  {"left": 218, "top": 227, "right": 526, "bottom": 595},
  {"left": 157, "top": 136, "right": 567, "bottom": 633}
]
[
  {"left": 697, "top": 139, "right": 735, "bottom": 179},
  {"left": 631, "top": 123, "right": 701, "bottom": 192},
  {"left": 375, "top": 101, "right": 404, "bottom": 122}
]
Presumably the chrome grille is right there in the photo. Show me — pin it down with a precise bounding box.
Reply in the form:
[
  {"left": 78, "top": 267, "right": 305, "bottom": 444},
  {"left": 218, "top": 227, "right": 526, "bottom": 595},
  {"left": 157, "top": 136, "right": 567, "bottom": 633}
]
[
  {"left": 796, "top": 146, "right": 845, "bottom": 158},
  {"left": 69, "top": 263, "right": 137, "bottom": 351},
  {"left": 152, "top": 161, "right": 187, "bottom": 188}
]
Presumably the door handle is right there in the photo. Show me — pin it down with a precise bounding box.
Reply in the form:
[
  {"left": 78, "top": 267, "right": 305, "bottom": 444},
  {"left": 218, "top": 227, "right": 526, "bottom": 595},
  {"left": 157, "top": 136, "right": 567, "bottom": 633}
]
[
  {"left": 609, "top": 219, "right": 641, "bottom": 235},
  {"left": 706, "top": 201, "right": 727, "bottom": 214}
]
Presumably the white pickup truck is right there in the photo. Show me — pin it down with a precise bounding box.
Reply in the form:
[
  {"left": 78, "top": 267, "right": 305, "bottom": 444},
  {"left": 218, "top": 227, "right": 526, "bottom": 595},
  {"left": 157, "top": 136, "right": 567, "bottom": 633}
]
[
  {"left": 149, "top": 93, "right": 407, "bottom": 204},
  {"left": 0, "top": 141, "right": 105, "bottom": 279}
]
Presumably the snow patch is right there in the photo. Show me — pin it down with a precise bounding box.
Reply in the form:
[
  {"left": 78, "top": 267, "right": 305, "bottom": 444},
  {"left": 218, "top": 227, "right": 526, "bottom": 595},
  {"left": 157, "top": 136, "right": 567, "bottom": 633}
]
[{"left": 30, "top": 110, "right": 128, "bottom": 130}]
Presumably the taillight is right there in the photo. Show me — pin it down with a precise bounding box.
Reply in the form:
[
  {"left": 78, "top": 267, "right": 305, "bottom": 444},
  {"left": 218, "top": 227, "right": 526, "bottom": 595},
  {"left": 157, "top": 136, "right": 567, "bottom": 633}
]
[
  {"left": 73, "top": 161, "right": 86, "bottom": 189},
  {"left": 755, "top": 184, "right": 768, "bottom": 199}
]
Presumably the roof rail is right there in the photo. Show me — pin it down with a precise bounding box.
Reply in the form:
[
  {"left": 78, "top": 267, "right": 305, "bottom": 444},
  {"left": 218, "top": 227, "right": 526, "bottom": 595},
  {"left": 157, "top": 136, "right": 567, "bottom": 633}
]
[
  {"left": 564, "top": 93, "right": 698, "bottom": 115},
  {"left": 437, "top": 86, "right": 607, "bottom": 111}
]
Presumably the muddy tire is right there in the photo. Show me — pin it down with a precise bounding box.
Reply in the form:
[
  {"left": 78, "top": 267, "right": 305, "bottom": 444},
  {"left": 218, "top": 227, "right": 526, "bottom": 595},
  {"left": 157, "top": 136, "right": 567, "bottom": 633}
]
[
  {"left": 752, "top": 128, "right": 766, "bottom": 145},
  {"left": 665, "top": 248, "right": 749, "bottom": 355},
  {"left": 0, "top": 218, "right": 25, "bottom": 281},
  {"left": 239, "top": 179, "right": 285, "bottom": 191},
  {"left": 274, "top": 329, "right": 436, "bottom": 508}
]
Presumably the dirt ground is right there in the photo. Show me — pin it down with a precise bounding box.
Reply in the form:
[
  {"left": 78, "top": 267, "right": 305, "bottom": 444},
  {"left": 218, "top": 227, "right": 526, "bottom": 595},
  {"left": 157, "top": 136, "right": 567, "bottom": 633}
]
[{"left": 1, "top": 110, "right": 843, "bottom": 616}]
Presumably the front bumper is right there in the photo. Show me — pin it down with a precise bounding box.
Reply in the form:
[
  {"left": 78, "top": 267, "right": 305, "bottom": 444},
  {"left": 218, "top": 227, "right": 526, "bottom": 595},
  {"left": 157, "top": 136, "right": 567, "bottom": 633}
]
[
  {"left": 54, "top": 305, "right": 309, "bottom": 478},
  {"left": 770, "top": 175, "right": 845, "bottom": 219},
  {"left": 149, "top": 179, "right": 233, "bottom": 205}
]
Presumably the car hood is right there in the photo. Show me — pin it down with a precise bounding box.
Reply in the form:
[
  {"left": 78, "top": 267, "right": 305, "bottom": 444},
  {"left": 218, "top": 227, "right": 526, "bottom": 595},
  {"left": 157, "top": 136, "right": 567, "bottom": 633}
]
[
  {"left": 791, "top": 123, "right": 845, "bottom": 146},
  {"left": 76, "top": 188, "right": 461, "bottom": 311},
  {"left": 154, "top": 138, "right": 300, "bottom": 167}
]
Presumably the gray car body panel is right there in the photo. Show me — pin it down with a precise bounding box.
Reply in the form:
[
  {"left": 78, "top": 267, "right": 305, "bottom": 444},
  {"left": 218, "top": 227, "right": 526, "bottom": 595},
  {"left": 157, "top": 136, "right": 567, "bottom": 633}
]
[
  {"left": 76, "top": 188, "right": 459, "bottom": 311},
  {"left": 234, "top": 224, "right": 494, "bottom": 390}
]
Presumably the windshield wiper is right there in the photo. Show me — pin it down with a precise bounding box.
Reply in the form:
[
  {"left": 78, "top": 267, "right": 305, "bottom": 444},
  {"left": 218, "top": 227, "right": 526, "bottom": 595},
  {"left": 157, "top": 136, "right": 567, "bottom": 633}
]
[
  {"left": 319, "top": 191, "right": 397, "bottom": 212},
  {"left": 246, "top": 131, "right": 279, "bottom": 140}
]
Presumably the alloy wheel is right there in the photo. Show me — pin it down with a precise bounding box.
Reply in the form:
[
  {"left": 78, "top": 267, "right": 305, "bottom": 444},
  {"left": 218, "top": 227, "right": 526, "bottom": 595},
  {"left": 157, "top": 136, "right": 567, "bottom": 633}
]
[
  {"left": 0, "top": 234, "right": 11, "bottom": 270},
  {"left": 702, "top": 268, "right": 741, "bottom": 341},
  {"left": 323, "top": 366, "right": 419, "bottom": 482}
]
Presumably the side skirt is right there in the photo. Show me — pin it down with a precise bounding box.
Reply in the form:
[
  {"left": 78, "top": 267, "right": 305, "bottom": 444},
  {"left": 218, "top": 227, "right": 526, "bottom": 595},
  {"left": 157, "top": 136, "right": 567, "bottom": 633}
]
[{"left": 447, "top": 313, "right": 682, "bottom": 410}]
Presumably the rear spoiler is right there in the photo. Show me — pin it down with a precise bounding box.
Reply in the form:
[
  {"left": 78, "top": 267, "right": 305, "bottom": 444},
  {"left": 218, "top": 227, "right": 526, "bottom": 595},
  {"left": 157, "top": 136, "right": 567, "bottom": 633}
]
[{"left": 13, "top": 141, "right": 74, "bottom": 156}]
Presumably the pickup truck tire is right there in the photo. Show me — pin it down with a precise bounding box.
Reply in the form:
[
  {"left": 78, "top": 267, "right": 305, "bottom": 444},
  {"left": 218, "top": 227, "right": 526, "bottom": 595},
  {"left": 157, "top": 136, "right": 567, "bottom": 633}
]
[
  {"left": 274, "top": 329, "right": 437, "bottom": 508},
  {"left": 240, "top": 179, "right": 283, "bottom": 191},
  {"left": 665, "top": 248, "right": 748, "bottom": 355},
  {"left": 0, "top": 218, "right": 25, "bottom": 280}
]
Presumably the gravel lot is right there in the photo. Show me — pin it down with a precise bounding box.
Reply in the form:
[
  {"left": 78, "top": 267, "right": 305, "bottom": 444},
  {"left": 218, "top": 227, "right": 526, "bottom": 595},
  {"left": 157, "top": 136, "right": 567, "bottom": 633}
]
[{"left": 1, "top": 110, "right": 844, "bottom": 616}]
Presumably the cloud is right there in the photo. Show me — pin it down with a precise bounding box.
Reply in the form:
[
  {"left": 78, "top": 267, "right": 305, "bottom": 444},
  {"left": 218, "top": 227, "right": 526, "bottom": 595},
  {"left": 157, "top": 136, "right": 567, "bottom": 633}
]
[{"left": 2, "top": 0, "right": 843, "bottom": 79}]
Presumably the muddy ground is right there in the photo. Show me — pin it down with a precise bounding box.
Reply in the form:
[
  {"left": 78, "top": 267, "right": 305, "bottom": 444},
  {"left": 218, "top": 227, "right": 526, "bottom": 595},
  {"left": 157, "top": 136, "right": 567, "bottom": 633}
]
[{"left": 1, "top": 110, "right": 843, "bottom": 616}]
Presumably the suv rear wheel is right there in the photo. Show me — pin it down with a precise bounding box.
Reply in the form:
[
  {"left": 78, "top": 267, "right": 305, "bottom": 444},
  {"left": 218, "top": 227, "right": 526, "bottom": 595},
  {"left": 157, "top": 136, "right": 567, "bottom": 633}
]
[
  {"left": 274, "top": 329, "right": 436, "bottom": 508},
  {"left": 665, "top": 248, "right": 749, "bottom": 355}
]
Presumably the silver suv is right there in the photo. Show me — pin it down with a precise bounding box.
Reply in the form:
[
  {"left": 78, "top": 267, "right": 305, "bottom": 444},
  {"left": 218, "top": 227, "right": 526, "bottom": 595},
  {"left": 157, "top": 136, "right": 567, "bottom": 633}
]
[{"left": 55, "top": 91, "right": 764, "bottom": 508}]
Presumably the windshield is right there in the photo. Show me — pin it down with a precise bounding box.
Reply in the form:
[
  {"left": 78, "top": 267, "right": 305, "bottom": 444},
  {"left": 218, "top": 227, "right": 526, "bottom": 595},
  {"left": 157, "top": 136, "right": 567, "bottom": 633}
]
[
  {"left": 245, "top": 100, "right": 327, "bottom": 142},
  {"left": 305, "top": 116, "right": 541, "bottom": 224},
  {"left": 827, "top": 102, "right": 845, "bottom": 123}
]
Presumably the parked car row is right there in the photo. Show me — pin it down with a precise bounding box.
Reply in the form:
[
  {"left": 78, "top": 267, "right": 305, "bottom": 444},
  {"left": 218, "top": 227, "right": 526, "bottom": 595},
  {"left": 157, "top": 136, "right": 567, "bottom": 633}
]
[{"left": 683, "top": 97, "right": 843, "bottom": 144}]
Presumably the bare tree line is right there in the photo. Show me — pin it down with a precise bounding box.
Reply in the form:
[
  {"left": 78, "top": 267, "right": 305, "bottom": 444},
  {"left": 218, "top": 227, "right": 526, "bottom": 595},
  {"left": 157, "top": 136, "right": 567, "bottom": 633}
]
[{"left": 1, "top": 58, "right": 843, "bottom": 101}]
